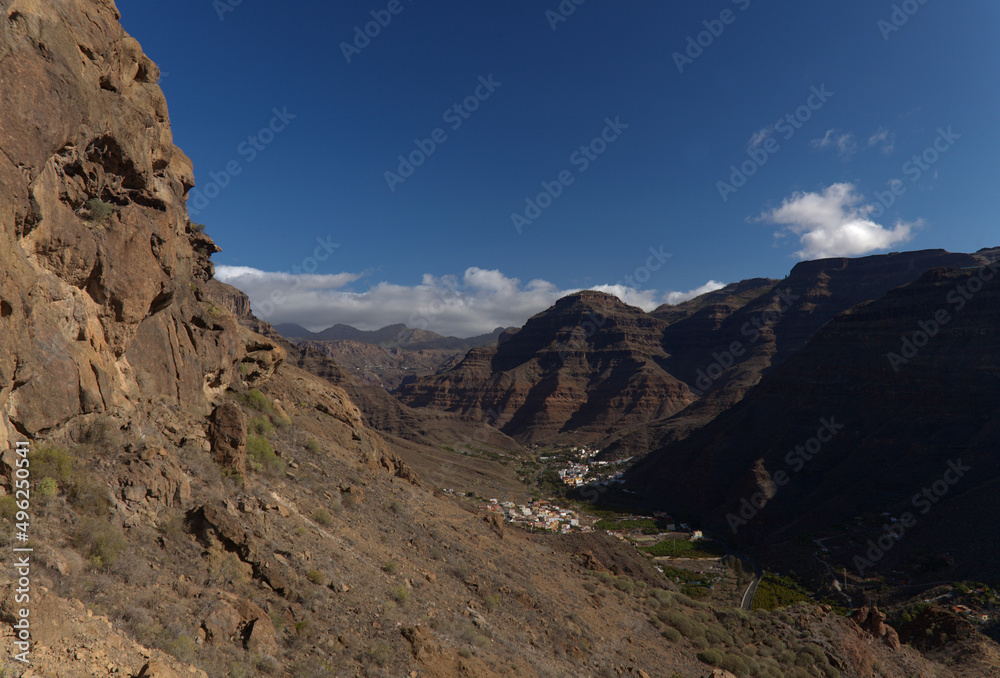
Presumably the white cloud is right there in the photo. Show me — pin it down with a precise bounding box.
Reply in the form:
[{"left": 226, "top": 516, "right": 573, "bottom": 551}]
[
  {"left": 811, "top": 129, "right": 858, "bottom": 159},
  {"left": 760, "top": 183, "right": 918, "bottom": 260},
  {"left": 868, "top": 127, "right": 896, "bottom": 154},
  {"left": 662, "top": 281, "right": 727, "bottom": 305},
  {"left": 215, "top": 265, "right": 727, "bottom": 337},
  {"left": 748, "top": 127, "right": 772, "bottom": 150}
]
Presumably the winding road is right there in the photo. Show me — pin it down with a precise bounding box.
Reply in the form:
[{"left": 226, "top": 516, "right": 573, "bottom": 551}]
[{"left": 740, "top": 560, "right": 763, "bottom": 610}]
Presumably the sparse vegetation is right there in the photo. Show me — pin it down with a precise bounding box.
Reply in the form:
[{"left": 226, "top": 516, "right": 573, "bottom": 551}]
[
  {"left": 752, "top": 573, "right": 814, "bottom": 611},
  {"left": 391, "top": 585, "right": 410, "bottom": 605},
  {"left": 368, "top": 641, "right": 391, "bottom": 666},
  {"left": 247, "top": 434, "right": 283, "bottom": 475},
  {"left": 248, "top": 415, "right": 274, "bottom": 437},
  {"left": 642, "top": 539, "right": 726, "bottom": 559},
  {"left": 74, "top": 517, "right": 126, "bottom": 569},
  {"left": 85, "top": 197, "right": 115, "bottom": 223}
]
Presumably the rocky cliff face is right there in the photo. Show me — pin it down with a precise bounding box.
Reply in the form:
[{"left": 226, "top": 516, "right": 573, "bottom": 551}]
[
  {"left": 598, "top": 249, "right": 989, "bottom": 458},
  {"left": 0, "top": 0, "right": 283, "bottom": 447},
  {"left": 628, "top": 262, "right": 1000, "bottom": 581},
  {"left": 397, "top": 291, "right": 697, "bottom": 445}
]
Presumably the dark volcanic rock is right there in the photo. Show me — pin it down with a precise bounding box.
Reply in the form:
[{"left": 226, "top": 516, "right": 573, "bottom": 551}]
[
  {"left": 629, "top": 262, "right": 1000, "bottom": 580},
  {"left": 601, "top": 250, "right": 986, "bottom": 457}
]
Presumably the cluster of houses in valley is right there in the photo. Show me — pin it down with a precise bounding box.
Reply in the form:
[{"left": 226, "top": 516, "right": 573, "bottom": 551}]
[
  {"left": 548, "top": 446, "right": 634, "bottom": 488},
  {"left": 480, "top": 498, "right": 594, "bottom": 534}
]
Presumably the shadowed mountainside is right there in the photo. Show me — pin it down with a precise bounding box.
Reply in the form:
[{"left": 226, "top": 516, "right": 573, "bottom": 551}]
[{"left": 628, "top": 262, "right": 1000, "bottom": 583}]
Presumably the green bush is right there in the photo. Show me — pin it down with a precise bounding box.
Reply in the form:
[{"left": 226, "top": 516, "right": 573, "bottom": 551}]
[
  {"left": 74, "top": 517, "right": 125, "bottom": 569},
  {"left": 613, "top": 576, "right": 635, "bottom": 594},
  {"left": 391, "top": 585, "right": 410, "bottom": 605},
  {"left": 661, "top": 627, "right": 682, "bottom": 642},
  {"left": 305, "top": 438, "right": 322, "bottom": 455},
  {"left": 33, "top": 446, "right": 75, "bottom": 487},
  {"left": 719, "top": 653, "right": 749, "bottom": 675},
  {"left": 246, "top": 388, "right": 272, "bottom": 412},
  {"left": 0, "top": 496, "right": 16, "bottom": 520},
  {"left": 86, "top": 198, "right": 115, "bottom": 223},
  {"left": 248, "top": 416, "right": 274, "bottom": 437},
  {"left": 32, "top": 446, "right": 109, "bottom": 513},
  {"left": 382, "top": 560, "right": 399, "bottom": 574},
  {"left": 313, "top": 509, "right": 332, "bottom": 526},
  {"left": 247, "top": 435, "right": 283, "bottom": 476},
  {"left": 643, "top": 539, "right": 726, "bottom": 559},
  {"left": 38, "top": 476, "right": 58, "bottom": 498},
  {"left": 752, "top": 573, "right": 813, "bottom": 611},
  {"left": 697, "top": 648, "right": 725, "bottom": 666}
]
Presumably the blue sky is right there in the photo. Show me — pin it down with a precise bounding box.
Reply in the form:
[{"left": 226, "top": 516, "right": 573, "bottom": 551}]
[{"left": 119, "top": 1, "right": 999, "bottom": 336}]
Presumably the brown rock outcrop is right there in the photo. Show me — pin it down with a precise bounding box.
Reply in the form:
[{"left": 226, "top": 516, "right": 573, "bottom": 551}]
[
  {"left": 208, "top": 402, "right": 247, "bottom": 476},
  {"left": 398, "top": 291, "right": 697, "bottom": 445},
  {"left": 0, "top": 0, "right": 279, "bottom": 451},
  {"left": 851, "top": 605, "right": 902, "bottom": 651}
]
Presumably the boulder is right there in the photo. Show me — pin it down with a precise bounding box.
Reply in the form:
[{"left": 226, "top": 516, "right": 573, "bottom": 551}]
[
  {"left": 243, "top": 616, "right": 278, "bottom": 656},
  {"left": 202, "top": 600, "right": 240, "bottom": 643},
  {"left": 136, "top": 662, "right": 181, "bottom": 678},
  {"left": 209, "top": 402, "right": 247, "bottom": 476}
]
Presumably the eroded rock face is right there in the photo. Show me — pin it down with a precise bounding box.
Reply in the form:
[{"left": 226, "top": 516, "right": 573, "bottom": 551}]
[
  {"left": 397, "top": 291, "right": 697, "bottom": 445},
  {"left": 0, "top": 0, "right": 274, "bottom": 444},
  {"left": 851, "top": 605, "right": 902, "bottom": 651},
  {"left": 209, "top": 402, "right": 247, "bottom": 477}
]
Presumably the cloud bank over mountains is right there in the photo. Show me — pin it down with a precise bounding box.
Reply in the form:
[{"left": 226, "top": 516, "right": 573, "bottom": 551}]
[{"left": 215, "top": 265, "right": 725, "bottom": 337}]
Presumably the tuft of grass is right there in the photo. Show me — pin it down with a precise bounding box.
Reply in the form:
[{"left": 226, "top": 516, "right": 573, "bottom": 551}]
[
  {"left": 305, "top": 438, "right": 322, "bottom": 455},
  {"left": 313, "top": 509, "right": 332, "bottom": 526},
  {"left": 613, "top": 576, "right": 635, "bottom": 594},
  {"left": 37, "top": 476, "right": 58, "bottom": 498},
  {"left": 248, "top": 416, "right": 274, "bottom": 437},
  {"left": 391, "top": 585, "right": 410, "bottom": 606},
  {"left": 85, "top": 197, "right": 115, "bottom": 223},
  {"left": 74, "top": 517, "right": 126, "bottom": 569},
  {"left": 247, "top": 435, "right": 283, "bottom": 476},
  {"left": 368, "top": 641, "right": 391, "bottom": 667},
  {"left": 246, "top": 388, "right": 273, "bottom": 412},
  {"left": 382, "top": 560, "right": 399, "bottom": 575},
  {"left": 482, "top": 593, "right": 500, "bottom": 612},
  {"left": 306, "top": 570, "right": 325, "bottom": 585}
]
